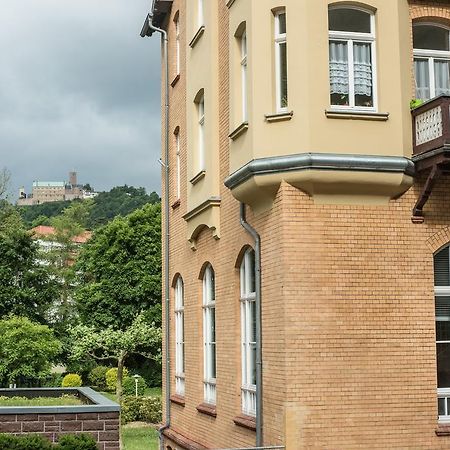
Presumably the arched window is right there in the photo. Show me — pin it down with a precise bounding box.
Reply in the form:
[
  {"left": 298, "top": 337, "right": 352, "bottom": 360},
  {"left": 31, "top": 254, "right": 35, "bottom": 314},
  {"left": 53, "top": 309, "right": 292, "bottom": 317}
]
[
  {"left": 240, "top": 28, "right": 248, "bottom": 121},
  {"left": 174, "top": 277, "right": 185, "bottom": 396},
  {"left": 328, "top": 6, "right": 376, "bottom": 110},
  {"left": 203, "top": 264, "right": 216, "bottom": 404},
  {"left": 174, "top": 13, "right": 180, "bottom": 77},
  {"left": 274, "top": 9, "right": 288, "bottom": 112},
  {"left": 413, "top": 23, "right": 450, "bottom": 101},
  {"left": 434, "top": 245, "right": 450, "bottom": 421},
  {"left": 174, "top": 128, "right": 181, "bottom": 201},
  {"left": 240, "top": 248, "right": 256, "bottom": 416}
]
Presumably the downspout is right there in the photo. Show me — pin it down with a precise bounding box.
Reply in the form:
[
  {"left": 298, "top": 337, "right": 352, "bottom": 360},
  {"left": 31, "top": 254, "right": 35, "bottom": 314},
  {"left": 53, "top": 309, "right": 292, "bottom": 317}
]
[
  {"left": 143, "top": 11, "right": 171, "bottom": 450},
  {"left": 239, "top": 203, "right": 263, "bottom": 447}
]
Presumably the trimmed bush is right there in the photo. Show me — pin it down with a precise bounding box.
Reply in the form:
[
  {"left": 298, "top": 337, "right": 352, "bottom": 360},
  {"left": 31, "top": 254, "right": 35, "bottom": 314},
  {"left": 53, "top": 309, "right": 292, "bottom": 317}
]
[
  {"left": 56, "top": 433, "right": 97, "bottom": 450},
  {"left": 122, "top": 375, "right": 147, "bottom": 396},
  {"left": 105, "top": 367, "right": 128, "bottom": 392},
  {"left": 120, "top": 395, "right": 162, "bottom": 424},
  {"left": 61, "top": 373, "right": 82, "bottom": 388},
  {"left": 88, "top": 365, "right": 109, "bottom": 390}
]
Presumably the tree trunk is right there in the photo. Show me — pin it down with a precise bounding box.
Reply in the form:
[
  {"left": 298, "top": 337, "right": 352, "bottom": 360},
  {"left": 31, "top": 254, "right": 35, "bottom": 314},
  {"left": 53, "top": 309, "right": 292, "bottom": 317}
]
[{"left": 116, "top": 352, "right": 126, "bottom": 399}]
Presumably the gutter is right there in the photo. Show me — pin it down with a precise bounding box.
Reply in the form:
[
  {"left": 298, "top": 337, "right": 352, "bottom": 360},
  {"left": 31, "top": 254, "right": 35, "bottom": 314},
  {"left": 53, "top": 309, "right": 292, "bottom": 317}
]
[
  {"left": 239, "top": 203, "right": 263, "bottom": 447},
  {"left": 140, "top": 11, "right": 171, "bottom": 450}
]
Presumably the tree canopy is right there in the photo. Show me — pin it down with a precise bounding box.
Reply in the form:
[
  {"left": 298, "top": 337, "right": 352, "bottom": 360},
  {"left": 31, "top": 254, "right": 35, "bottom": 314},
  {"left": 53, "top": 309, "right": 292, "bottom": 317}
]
[{"left": 75, "top": 203, "right": 161, "bottom": 330}]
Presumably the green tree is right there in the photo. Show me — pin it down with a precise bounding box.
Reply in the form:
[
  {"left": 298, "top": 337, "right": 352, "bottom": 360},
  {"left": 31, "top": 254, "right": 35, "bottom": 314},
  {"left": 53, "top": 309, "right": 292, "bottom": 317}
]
[
  {"left": 0, "top": 316, "right": 61, "bottom": 386},
  {"left": 75, "top": 203, "right": 161, "bottom": 329},
  {"left": 69, "top": 314, "right": 161, "bottom": 397},
  {"left": 0, "top": 202, "right": 58, "bottom": 322}
]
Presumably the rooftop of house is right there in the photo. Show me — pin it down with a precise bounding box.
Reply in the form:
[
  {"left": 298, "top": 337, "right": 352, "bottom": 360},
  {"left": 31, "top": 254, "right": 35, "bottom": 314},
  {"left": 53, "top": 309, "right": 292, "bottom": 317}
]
[{"left": 31, "top": 225, "right": 92, "bottom": 244}]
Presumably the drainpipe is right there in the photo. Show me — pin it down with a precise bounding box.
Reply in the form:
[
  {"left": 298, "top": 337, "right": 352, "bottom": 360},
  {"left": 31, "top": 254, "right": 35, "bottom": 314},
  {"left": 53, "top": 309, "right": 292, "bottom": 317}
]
[
  {"left": 141, "top": 11, "right": 170, "bottom": 450},
  {"left": 239, "top": 203, "right": 263, "bottom": 447}
]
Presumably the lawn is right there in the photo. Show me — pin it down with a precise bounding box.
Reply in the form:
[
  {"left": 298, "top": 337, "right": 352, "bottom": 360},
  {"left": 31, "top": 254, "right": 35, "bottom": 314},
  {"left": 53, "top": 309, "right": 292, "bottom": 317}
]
[
  {"left": 122, "top": 423, "right": 159, "bottom": 450},
  {"left": 0, "top": 395, "right": 82, "bottom": 407}
]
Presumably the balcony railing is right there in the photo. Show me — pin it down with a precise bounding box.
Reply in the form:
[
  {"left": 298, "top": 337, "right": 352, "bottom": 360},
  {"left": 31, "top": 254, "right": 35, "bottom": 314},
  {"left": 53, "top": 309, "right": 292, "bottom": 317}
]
[{"left": 412, "top": 95, "right": 450, "bottom": 157}]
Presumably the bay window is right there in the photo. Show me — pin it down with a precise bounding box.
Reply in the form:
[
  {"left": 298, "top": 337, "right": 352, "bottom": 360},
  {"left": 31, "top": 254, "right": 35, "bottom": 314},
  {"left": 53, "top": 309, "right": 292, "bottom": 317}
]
[
  {"left": 240, "top": 248, "right": 256, "bottom": 416},
  {"left": 174, "top": 277, "right": 185, "bottom": 396},
  {"left": 328, "top": 6, "right": 376, "bottom": 110},
  {"left": 414, "top": 24, "right": 450, "bottom": 101},
  {"left": 274, "top": 10, "right": 288, "bottom": 112},
  {"left": 203, "top": 264, "right": 216, "bottom": 404}
]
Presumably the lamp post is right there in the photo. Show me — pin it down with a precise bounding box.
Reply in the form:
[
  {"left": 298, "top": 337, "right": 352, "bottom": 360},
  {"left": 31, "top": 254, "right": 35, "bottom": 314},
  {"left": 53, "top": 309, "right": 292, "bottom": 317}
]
[{"left": 133, "top": 374, "right": 140, "bottom": 398}]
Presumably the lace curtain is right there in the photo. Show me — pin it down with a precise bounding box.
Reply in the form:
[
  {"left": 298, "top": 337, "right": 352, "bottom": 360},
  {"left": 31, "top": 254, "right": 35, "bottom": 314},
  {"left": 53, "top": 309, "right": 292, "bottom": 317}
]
[
  {"left": 414, "top": 59, "right": 430, "bottom": 101},
  {"left": 329, "top": 41, "right": 372, "bottom": 96},
  {"left": 435, "top": 60, "right": 450, "bottom": 97}
]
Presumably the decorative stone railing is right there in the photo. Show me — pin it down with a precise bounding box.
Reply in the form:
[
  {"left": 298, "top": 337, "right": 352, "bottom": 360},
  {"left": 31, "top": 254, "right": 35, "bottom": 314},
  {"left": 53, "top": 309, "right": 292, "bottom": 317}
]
[{"left": 412, "top": 95, "right": 450, "bottom": 156}]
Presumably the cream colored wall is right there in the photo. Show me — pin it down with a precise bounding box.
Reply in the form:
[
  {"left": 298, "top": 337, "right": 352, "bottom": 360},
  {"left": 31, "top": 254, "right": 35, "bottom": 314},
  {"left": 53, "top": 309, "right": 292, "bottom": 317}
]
[
  {"left": 228, "top": 0, "right": 413, "bottom": 175},
  {"left": 186, "top": 0, "right": 221, "bottom": 213}
]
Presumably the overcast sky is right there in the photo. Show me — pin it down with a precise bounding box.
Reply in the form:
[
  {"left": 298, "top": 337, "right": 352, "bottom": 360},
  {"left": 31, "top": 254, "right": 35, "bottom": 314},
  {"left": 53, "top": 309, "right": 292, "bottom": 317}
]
[{"left": 0, "top": 0, "right": 162, "bottom": 199}]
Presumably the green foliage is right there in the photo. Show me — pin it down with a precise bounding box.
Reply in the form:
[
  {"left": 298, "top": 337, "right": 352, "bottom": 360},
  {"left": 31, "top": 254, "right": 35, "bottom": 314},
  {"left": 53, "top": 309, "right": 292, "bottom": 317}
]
[
  {"left": 410, "top": 98, "right": 424, "bottom": 109},
  {"left": 0, "top": 203, "right": 58, "bottom": 322},
  {"left": 0, "top": 395, "right": 81, "bottom": 406},
  {"left": 75, "top": 203, "right": 161, "bottom": 330},
  {"left": 61, "top": 373, "right": 82, "bottom": 387},
  {"left": 56, "top": 433, "right": 97, "bottom": 450},
  {"left": 43, "top": 373, "right": 63, "bottom": 388},
  {"left": 106, "top": 367, "right": 129, "bottom": 392},
  {"left": 88, "top": 365, "right": 109, "bottom": 390},
  {"left": 120, "top": 395, "right": 162, "bottom": 424},
  {"left": 19, "top": 200, "right": 72, "bottom": 228},
  {"left": 122, "top": 375, "right": 147, "bottom": 396},
  {"left": 0, "top": 316, "right": 61, "bottom": 385}
]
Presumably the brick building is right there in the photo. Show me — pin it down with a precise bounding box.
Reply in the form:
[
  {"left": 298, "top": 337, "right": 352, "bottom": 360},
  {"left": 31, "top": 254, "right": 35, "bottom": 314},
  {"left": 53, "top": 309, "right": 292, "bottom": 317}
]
[{"left": 142, "top": 1, "right": 450, "bottom": 448}]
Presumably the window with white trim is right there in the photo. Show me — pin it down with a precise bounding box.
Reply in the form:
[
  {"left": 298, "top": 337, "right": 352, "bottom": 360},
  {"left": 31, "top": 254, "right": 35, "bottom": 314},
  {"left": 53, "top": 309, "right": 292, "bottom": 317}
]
[
  {"left": 274, "top": 10, "right": 288, "bottom": 112},
  {"left": 174, "top": 277, "right": 185, "bottom": 396},
  {"left": 196, "top": 93, "right": 205, "bottom": 172},
  {"left": 240, "top": 248, "right": 256, "bottom": 416},
  {"left": 328, "top": 6, "right": 376, "bottom": 110},
  {"left": 175, "top": 15, "right": 180, "bottom": 76},
  {"left": 198, "top": 0, "right": 204, "bottom": 28},
  {"left": 240, "top": 30, "right": 248, "bottom": 121},
  {"left": 203, "top": 264, "right": 216, "bottom": 404},
  {"left": 435, "top": 246, "right": 450, "bottom": 422},
  {"left": 414, "top": 24, "right": 450, "bottom": 101},
  {"left": 175, "top": 131, "right": 181, "bottom": 200}
]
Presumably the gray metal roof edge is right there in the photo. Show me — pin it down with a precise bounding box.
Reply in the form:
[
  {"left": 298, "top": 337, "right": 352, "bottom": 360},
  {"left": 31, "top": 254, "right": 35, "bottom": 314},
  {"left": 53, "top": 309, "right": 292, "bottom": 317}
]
[
  {"left": 0, "top": 387, "right": 120, "bottom": 414},
  {"left": 224, "top": 152, "right": 415, "bottom": 189}
]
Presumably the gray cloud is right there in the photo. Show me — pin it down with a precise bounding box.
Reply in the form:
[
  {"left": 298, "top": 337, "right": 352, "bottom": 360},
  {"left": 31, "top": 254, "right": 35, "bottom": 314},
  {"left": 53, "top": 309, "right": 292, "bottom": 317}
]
[{"left": 0, "top": 0, "right": 162, "bottom": 198}]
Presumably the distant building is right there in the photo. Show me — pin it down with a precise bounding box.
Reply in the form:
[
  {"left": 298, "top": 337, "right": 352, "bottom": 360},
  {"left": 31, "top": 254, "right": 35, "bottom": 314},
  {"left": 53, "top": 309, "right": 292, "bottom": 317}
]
[{"left": 17, "top": 172, "right": 96, "bottom": 206}]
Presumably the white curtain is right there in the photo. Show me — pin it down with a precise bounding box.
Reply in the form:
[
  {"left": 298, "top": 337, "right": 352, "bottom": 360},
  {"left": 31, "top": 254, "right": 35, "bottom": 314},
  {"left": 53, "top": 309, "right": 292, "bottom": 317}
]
[
  {"left": 329, "top": 41, "right": 348, "bottom": 95},
  {"left": 353, "top": 43, "right": 372, "bottom": 97},
  {"left": 415, "top": 59, "right": 430, "bottom": 100},
  {"left": 435, "top": 60, "right": 450, "bottom": 97}
]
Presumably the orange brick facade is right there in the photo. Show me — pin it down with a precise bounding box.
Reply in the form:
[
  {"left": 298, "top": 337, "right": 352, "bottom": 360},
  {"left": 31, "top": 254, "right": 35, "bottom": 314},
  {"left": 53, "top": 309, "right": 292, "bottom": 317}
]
[{"left": 158, "top": 1, "right": 450, "bottom": 449}]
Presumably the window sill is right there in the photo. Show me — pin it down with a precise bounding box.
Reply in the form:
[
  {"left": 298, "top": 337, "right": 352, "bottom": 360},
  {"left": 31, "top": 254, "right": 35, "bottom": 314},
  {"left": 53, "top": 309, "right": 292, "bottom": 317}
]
[
  {"left": 229, "top": 122, "right": 248, "bottom": 140},
  {"left": 170, "top": 394, "right": 185, "bottom": 407},
  {"left": 196, "top": 402, "right": 217, "bottom": 418},
  {"left": 436, "top": 424, "right": 450, "bottom": 436},
  {"left": 325, "top": 109, "right": 389, "bottom": 121},
  {"left": 171, "top": 74, "right": 180, "bottom": 88},
  {"left": 233, "top": 413, "right": 256, "bottom": 431},
  {"left": 226, "top": 0, "right": 236, "bottom": 7},
  {"left": 265, "top": 111, "right": 294, "bottom": 123},
  {"left": 189, "top": 26, "right": 205, "bottom": 48},
  {"left": 171, "top": 199, "right": 181, "bottom": 209},
  {"left": 189, "top": 170, "right": 206, "bottom": 185}
]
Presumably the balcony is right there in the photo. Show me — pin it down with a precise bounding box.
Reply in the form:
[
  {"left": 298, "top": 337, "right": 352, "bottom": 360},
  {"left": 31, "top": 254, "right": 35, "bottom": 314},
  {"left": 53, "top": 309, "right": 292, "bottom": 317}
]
[{"left": 411, "top": 96, "right": 450, "bottom": 221}]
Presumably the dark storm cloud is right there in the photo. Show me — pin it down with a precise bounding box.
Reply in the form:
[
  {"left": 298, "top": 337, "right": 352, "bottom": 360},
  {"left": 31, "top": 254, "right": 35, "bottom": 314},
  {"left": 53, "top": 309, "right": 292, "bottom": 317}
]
[{"left": 0, "top": 0, "right": 162, "bottom": 197}]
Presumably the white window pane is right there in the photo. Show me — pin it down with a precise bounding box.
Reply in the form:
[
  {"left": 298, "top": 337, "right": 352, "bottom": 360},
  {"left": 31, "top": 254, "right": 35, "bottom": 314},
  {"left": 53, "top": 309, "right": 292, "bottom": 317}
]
[
  {"left": 435, "top": 60, "right": 450, "bottom": 96},
  {"left": 414, "top": 58, "right": 431, "bottom": 101},
  {"left": 414, "top": 25, "right": 450, "bottom": 51},
  {"left": 328, "top": 8, "right": 371, "bottom": 33},
  {"left": 329, "top": 41, "right": 349, "bottom": 106},
  {"left": 353, "top": 42, "right": 373, "bottom": 107}
]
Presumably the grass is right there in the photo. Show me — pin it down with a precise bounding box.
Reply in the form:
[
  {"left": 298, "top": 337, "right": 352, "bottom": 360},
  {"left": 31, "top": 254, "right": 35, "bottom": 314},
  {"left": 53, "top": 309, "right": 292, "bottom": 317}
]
[
  {"left": 122, "top": 423, "right": 159, "bottom": 450},
  {"left": 0, "top": 395, "right": 82, "bottom": 407}
]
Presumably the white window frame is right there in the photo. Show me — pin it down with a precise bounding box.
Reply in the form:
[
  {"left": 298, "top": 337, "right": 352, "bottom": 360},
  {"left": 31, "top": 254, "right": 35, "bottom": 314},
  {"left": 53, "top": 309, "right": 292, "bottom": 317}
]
[
  {"left": 175, "top": 131, "right": 181, "bottom": 200},
  {"left": 198, "top": 0, "right": 204, "bottom": 28},
  {"left": 240, "top": 249, "right": 256, "bottom": 416},
  {"left": 241, "top": 30, "right": 248, "bottom": 122},
  {"left": 203, "top": 264, "right": 216, "bottom": 404},
  {"left": 197, "top": 94, "right": 205, "bottom": 172},
  {"left": 413, "top": 23, "right": 450, "bottom": 101},
  {"left": 175, "top": 16, "right": 180, "bottom": 76},
  {"left": 328, "top": 6, "right": 377, "bottom": 112},
  {"left": 274, "top": 10, "right": 288, "bottom": 113},
  {"left": 174, "top": 277, "right": 185, "bottom": 396}
]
